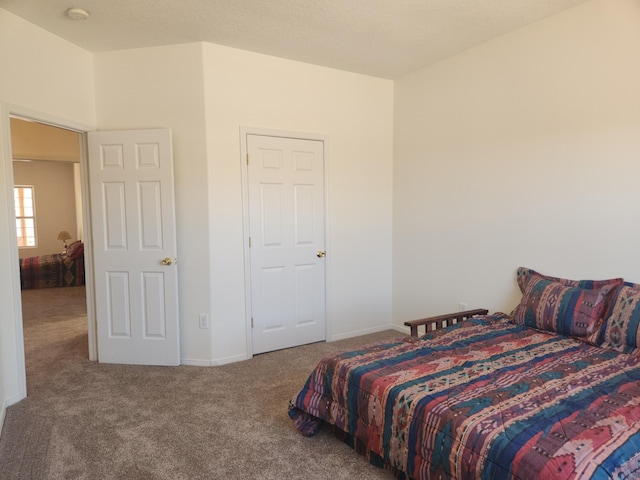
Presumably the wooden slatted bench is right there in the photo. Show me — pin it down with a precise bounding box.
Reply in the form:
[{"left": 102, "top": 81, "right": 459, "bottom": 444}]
[{"left": 404, "top": 308, "right": 489, "bottom": 337}]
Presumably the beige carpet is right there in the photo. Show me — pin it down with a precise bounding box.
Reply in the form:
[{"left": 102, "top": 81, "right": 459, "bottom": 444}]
[{"left": 0, "top": 287, "right": 399, "bottom": 479}]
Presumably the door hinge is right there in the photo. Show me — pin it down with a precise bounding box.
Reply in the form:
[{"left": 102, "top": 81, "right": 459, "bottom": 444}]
[
  {"left": 248, "top": 236, "right": 252, "bottom": 247},
  {"left": 246, "top": 153, "right": 249, "bottom": 165},
  {"left": 251, "top": 317, "right": 254, "bottom": 328}
]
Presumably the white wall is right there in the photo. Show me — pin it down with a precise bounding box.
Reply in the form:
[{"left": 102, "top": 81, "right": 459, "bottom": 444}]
[
  {"left": 393, "top": 0, "right": 640, "bottom": 325},
  {"left": 93, "top": 43, "right": 213, "bottom": 364},
  {"left": 93, "top": 43, "right": 394, "bottom": 365},
  {"left": 202, "top": 44, "right": 394, "bottom": 363},
  {"left": 0, "top": 8, "right": 95, "bottom": 423}
]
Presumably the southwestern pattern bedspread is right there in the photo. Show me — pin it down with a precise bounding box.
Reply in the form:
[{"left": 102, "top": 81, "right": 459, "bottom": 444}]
[
  {"left": 19, "top": 253, "right": 85, "bottom": 289},
  {"left": 289, "top": 316, "right": 640, "bottom": 479}
]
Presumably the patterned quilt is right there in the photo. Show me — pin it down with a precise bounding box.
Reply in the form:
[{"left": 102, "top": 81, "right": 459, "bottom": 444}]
[
  {"left": 19, "top": 253, "right": 85, "bottom": 290},
  {"left": 289, "top": 316, "right": 640, "bottom": 479}
]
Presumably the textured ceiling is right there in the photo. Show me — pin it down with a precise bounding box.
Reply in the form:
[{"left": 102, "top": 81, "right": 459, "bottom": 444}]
[{"left": 0, "top": 0, "right": 590, "bottom": 79}]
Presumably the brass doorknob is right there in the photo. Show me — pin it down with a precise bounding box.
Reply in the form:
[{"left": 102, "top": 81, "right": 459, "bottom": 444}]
[
  {"left": 161, "top": 257, "right": 176, "bottom": 266},
  {"left": 316, "top": 250, "right": 326, "bottom": 258}
]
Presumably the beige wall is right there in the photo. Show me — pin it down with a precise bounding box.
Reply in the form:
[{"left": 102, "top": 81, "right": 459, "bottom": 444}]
[
  {"left": 393, "top": 0, "right": 640, "bottom": 325},
  {"left": 0, "top": 8, "right": 95, "bottom": 420},
  {"left": 202, "top": 43, "right": 394, "bottom": 363},
  {"left": 13, "top": 161, "right": 78, "bottom": 259},
  {"left": 10, "top": 118, "right": 81, "bottom": 162}
]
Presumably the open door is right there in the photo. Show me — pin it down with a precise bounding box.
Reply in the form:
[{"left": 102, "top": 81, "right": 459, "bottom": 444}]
[{"left": 87, "top": 129, "right": 179, "bottom": 365}]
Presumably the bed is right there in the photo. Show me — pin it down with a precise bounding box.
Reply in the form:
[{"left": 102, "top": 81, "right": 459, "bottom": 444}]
[
  {"left": 19, "top": 241, "right": 85, "bottom": 290},
  {"left": 289, "top": 268, "right": 640, "bottom": 479}
]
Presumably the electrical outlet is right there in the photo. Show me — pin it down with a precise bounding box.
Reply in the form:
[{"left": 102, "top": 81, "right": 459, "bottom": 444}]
[
  {"left": 198, "top": 314, "right": 209, "bottom": 329},
  {"left": 459, "top": 302, "right": 468, "bottom": 312}
]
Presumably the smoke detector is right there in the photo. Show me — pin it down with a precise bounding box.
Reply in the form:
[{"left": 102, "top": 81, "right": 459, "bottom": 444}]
[{"left": 66, "top": 7, "right": 90, "bottom": 20}]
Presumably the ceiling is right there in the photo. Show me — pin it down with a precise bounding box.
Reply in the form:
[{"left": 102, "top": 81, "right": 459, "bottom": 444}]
[{"left": 0, "top": 0, "right": 590, "bottom": 79}]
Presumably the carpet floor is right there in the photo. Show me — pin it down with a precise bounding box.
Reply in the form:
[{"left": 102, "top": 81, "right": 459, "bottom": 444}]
[{"left": 0, "top": 286, "right": 399, "bottom": 479}]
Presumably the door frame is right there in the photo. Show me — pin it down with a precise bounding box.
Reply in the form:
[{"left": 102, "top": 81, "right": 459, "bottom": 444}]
[
  {"left": 1, "top": 102, "right": 97, "bottom": 401},
  {"left": 239, "top": 126, "right": 331, "bottom": 357}
]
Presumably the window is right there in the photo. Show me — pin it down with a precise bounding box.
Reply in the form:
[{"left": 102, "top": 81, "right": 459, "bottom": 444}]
[{"left": 14, "top": 186, "right": 36, "bottom": 247}]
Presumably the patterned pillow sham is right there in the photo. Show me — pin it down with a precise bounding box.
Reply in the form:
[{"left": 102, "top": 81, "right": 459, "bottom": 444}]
[
  {"left": 512, "top": 274, "right": 620, "bottom": 338},
  {"left": 516, "top": 267, "right": 623, "bottom": 292},
  {"left": 66, "top": 240, "right": 84, "bottom": 260},
  {"left": 598, "top": 284, "right": 640, "bottom": 353}
]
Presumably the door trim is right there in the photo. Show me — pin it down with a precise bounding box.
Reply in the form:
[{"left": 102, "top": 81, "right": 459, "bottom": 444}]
[
  {"left": 239, "top": 126, "right": 331, "bottom": 357},
  {"left": 1, "top": 102, "right": 96, "bottom": 403}
]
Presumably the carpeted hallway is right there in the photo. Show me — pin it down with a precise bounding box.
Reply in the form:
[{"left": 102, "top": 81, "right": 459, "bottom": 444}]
[{"left": 0, "top": 286, "right": 398, "bottom": 479}]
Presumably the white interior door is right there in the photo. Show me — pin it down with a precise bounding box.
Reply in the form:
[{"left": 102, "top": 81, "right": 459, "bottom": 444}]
[
  {"left": 88, "top": 129, "right": 179, "bottom": 365},
  {"left": 247, "top": 134, "right": 326, "bottom": 354}
]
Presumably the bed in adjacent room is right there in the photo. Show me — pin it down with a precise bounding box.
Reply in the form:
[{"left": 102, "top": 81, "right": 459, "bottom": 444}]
[
  {"left": 19, "top": 241, "right": 85, "bottom": 290},
  {"left": 289, "top": 268, "right": 640, "bottom": 479}
]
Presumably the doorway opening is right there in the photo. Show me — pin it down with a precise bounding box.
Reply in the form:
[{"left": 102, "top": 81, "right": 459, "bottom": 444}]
[{"left": 5, "top": 110, "right": 96, "bottom": 399}]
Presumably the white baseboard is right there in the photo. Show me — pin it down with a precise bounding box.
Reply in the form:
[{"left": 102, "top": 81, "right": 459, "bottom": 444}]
[
  {"left": 0, "top": 391, "right": 20, "bottom": 436},
  {"left": 209, "top": 353, "right": 250, "bottom": 366},
  {"left": 180, "top": 358, "right": 213, "bottom": 367},
  {"left": 5, "top": 392, "right": 23, "bottom": 408},
  {"left": 180, "top": 353, "right": 250, "bottom": 367},
  {"left": 391, "top": 324, "right": 411, "bottom": 335},
  {"left": 180, "top": 326, "right": 413, "bottom": 366},
  {"left": 330, "top": 323, "right": 398, "bottom": 342},
  {"left": 0, "top": 390, "right": 26, "bottom": 435},
  {"left": 0, "top": 401, "right": 5, "bottom": 437}
]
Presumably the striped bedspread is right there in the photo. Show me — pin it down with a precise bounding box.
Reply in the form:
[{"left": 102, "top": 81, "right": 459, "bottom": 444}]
[
  {"left": 289, "top": 316, "right": 640, "bottom": 479},
  {"left": 19, "top": 253, "right": 85, "bottom": 290}
]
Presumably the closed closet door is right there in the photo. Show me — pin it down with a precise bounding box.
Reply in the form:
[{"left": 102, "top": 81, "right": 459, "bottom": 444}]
[{"left": 246, "top": 134, "right": 326, "bottom": 354}]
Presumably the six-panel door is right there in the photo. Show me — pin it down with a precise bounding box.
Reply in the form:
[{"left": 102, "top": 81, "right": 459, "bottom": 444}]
[
  {"left": 88, "top": 129, "right": 179, "bottom": 365},
  {"left": 247, "top": 134, "right": 326, "bottom": 354}
]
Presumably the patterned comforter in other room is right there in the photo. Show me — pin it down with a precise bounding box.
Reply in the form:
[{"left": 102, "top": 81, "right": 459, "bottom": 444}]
[
  {"left": 19, "top": 253, "right": 85, "bottom": 289},
  {"left": 289, "top": 315, "right": 640, "bottom": 479}
]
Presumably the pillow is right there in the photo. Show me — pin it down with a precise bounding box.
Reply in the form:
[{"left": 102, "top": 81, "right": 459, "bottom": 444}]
[
  {"left": 516, "top": 267, "right": 623, "bottom": 292},
  {"left": 598, "top": 284, "right": 640, "bottom": 353},
  {"left": 66, "top": 240, "right": 84, "bottom": 260},
  {"left": 512, "top": 273, "right": 620, "bottom": 338}
]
